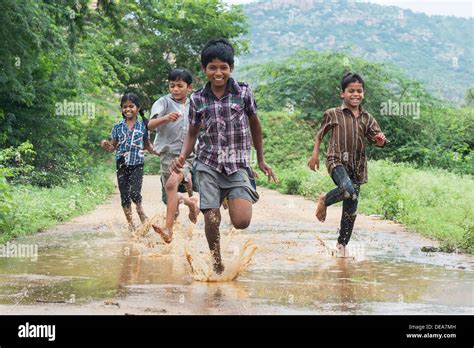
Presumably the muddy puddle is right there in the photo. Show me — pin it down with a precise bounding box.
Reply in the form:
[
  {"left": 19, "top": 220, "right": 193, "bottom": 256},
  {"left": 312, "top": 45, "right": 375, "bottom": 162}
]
[{"left": 0, "top": 176, "right": 472, "bottom": 314}]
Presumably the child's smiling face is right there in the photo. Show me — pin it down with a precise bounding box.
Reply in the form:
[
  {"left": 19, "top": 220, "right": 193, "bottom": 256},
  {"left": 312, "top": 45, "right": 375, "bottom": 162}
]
[
  {"left": 203, "top": 58, "right": 233, "bottom": 89},
  {"left": 121, "top": 100, "right": 139, "bottom": 120},
  {"left": 340, "top": 82, "right": 364, "bottom": 109},
  {"left": 169, "top": 79, "right": 192, "bottom": 103}
]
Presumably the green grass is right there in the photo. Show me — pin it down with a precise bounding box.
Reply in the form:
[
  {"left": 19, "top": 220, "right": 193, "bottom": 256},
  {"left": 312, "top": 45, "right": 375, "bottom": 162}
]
[
  {"left": 143, "top": 153, "right": 161, "bottom": 175},
  {"left": 257, "top": 160, "right": 474, "bottom": 253},
  {"left": 257, "top": 111, "right": 474, "bottom": 253},
  {"left": 1, "top": 164, "right": 115, "bottom": 244}
]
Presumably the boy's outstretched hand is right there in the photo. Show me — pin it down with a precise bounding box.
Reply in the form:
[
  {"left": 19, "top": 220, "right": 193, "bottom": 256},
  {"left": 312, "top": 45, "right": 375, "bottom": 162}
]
[
  {"left": 258, "top": 161, "right": 279, "bottom": 183},
  {"left": 374, "top": 133, "right": 387, "bottom": 146},
  {"left": 307, "top": 155, "right": 320, "bottom": 171},
  {"left": 170, "top": 155, "right": 185, "bottom": 174}
]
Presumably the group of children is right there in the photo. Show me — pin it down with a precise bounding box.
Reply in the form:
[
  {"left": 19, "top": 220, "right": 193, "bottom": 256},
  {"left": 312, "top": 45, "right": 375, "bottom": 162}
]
[{"left": 101, "top": 39, "right": 386, "bottom": 273}]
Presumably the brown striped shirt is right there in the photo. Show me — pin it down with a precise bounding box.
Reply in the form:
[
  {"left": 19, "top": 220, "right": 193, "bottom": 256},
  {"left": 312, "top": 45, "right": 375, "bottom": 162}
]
[{"left": 316, "top": 102, "right": 385, "bottom": 184}]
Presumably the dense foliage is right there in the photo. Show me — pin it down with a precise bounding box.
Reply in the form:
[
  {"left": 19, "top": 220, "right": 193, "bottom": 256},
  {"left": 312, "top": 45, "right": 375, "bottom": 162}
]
[
  {"left": 0, "top": 0, "right": 248, "bottom": 237},
  {"left": 246, "top": 51, "right": 473, "bottom": 175}
]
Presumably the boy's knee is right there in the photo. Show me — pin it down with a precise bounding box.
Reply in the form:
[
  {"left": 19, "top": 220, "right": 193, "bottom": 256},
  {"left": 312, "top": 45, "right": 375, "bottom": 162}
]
[
  {"left": 350, "top": 191, "right": 358, "bottom": 201},
  {"left": 232, "top": 218, "right": 250, "bottom": 230},
  {"left": 165, "top": 177, "right": 179, "bottom": 192},
  {"left": 341, "top": 183, "right": 357, "bottom": 201}
]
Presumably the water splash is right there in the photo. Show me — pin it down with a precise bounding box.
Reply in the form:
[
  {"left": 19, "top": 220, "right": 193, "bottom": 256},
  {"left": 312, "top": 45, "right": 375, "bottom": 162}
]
[
  {"left": 131, "top": 213, "right": 258, "bottom": 282},
  {"left": 183, "top": 239, "right": 258, "bottom": 282}
]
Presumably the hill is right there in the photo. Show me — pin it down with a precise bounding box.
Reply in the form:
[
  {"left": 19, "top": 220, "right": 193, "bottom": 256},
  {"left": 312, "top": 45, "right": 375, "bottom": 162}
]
[{"left": 238, "top": 0, "right": 473, "bottom": 104}]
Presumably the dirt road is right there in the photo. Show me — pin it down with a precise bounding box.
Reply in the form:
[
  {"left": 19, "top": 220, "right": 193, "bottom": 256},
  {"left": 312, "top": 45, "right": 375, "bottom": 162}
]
[{"left": 0, "top": 175, "right": 472, "bottom": 314}]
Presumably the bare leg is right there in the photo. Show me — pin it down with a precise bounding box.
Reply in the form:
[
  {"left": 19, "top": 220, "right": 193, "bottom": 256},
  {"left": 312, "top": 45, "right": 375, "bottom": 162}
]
[
  {"left": 152, "top": 172, "right": 198, "bottom": 243},
  {"left": 336, "top": 242, "right": 349, "bottom": 258},
  {"left": 203, "top": 208, "right": 224, "bottom": 274},
  {"left": 179, "top": 193, "right": 199, "bottom": 224},
  {"left": 184, "top": 173, "right": 193, "bottom": 197},
  {"left": 315, "top": 193, "right": 327, "bottom": 222},
  {"left": 180, "top": 173, "right": 199, "bottom": 222},
  {"left": 228, "top": 198, "right": 252, "bottom": 229},
  {"left": 135, "top": 202, "right": 148, "bottom": 224},
  {"left": 123, "top": 206, "right": 135, "bottom": 232}
]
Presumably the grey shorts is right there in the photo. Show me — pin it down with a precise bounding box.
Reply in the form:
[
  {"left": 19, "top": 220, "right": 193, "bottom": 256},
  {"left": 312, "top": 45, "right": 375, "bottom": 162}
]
[
  {"left": 195, "top": 161, "right": 259, "bottom": 210},
  {"left": 160, "top": 152, "right": 193, "bottom": 185}
]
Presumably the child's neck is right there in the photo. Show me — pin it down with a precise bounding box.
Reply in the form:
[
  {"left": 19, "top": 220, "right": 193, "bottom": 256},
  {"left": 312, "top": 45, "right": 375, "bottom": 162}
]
[
  {"left": 211, "top": 84, "right": 226, "bottom": 99},
  {"left": 126, "top": 116, "right": 137, "bottom": 128},
  {"left": 349, "top": 106, "right": 360, "bottom": 117}
]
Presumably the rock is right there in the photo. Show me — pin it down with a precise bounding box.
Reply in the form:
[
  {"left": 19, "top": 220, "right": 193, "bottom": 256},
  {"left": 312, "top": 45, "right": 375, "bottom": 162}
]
[{"left": 421, "top": 246, "right": 439, "bottom": 252}]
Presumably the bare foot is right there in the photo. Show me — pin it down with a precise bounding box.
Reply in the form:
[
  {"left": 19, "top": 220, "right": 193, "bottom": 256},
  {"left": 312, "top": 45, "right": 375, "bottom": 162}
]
[
  {"left": 315, "top": 193, "right": 327, "bottom": 222},
  {"left": 213, "top": 262, "right": 225, "bottom": 275},
  {"left": 135, "top": 203, "right": 148, "bottom": 224},
  {"left": 174, "top": 204, "right": 180, "bottom": 221},
  {"left": 336, "top": 243, "right": 349, "bottom": 258},
  {"left": 127, "top": 223, "right": 136, "bottom": 234},
  {"left": 188, "top": 197, "right": 199, "bottom": 224},
  {"left": 152, "top": 224, "right": 172, "bottom": 244}
]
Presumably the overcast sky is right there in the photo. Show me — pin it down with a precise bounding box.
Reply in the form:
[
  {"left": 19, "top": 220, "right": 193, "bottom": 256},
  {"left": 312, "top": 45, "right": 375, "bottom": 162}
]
[{"left": 225, "top": 0, "right": 474, "bottom": 18}]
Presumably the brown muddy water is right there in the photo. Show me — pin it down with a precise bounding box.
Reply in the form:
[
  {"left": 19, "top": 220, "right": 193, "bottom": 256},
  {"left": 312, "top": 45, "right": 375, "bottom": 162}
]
[{"left": 0, "top": 176, "right": 472, "bottom": 315}]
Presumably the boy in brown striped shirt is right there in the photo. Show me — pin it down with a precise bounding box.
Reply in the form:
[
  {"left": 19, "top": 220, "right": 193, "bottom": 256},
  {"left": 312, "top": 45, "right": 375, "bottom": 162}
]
[{"left": 308, "top": 72, "right": 387, "bottom": 257}]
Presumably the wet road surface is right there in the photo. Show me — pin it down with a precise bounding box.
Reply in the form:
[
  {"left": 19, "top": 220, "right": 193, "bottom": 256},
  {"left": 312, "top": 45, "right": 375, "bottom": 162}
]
[{"left": 0, "top": 176, "right": 472, "bottom": 314}]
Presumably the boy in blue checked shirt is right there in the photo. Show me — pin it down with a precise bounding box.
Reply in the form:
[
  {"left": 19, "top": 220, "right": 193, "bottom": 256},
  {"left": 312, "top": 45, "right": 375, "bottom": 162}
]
[
  {"left": 101, "top": 93, "right": 158, "bottom": 232},
  {"left": 171, "top": 39, "right": 279, "bottom": 274}
]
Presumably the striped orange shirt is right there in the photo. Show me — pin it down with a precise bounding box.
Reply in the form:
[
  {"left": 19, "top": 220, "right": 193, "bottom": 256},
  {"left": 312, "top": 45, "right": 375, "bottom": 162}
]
[{"left": 316, "top": 102, "right": 385, "bottom": 184}]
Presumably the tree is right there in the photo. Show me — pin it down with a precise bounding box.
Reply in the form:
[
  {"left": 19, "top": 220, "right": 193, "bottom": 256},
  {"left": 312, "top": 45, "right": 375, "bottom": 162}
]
[
  {"left": 247, "top": 50, "right": 473, "bottom": 174},
  {"left": 114, "top": 0, "right": 249, "bottom": 106},
  {"left": 0, "top": 0, "right": 249, "bottom": 186},
  {"left": 465, "top": 87, "right": 474, "bottom": 107}
]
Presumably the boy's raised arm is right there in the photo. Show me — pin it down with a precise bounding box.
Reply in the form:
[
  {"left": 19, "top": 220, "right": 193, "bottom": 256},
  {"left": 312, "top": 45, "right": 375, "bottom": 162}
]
[
  {"left": 147, "top": 112, "right": 180, "bottom": 130},
  {"left": 147, "top": 98, "right": 180, "bottom": 130}
]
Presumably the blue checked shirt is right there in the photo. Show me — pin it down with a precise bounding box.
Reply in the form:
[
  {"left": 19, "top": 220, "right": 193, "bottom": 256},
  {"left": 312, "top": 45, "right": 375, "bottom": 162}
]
[{"left": 111, "top": 119, "right": 149, "bottom": 165}]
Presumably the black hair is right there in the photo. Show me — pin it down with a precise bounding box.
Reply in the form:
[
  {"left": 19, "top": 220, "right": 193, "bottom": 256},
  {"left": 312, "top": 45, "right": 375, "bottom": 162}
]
[
  {"left": 168, "top": 68, "right": 193, "bottom": 85},
  {"left": 120, "top": 92, "right": 148, "bottom": 127},
  {"left": 340, "top": 72, "right": 365, "bottom": 91},
  {"left": 201, "top": 38, "right": 234, "bottom": 67}
]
